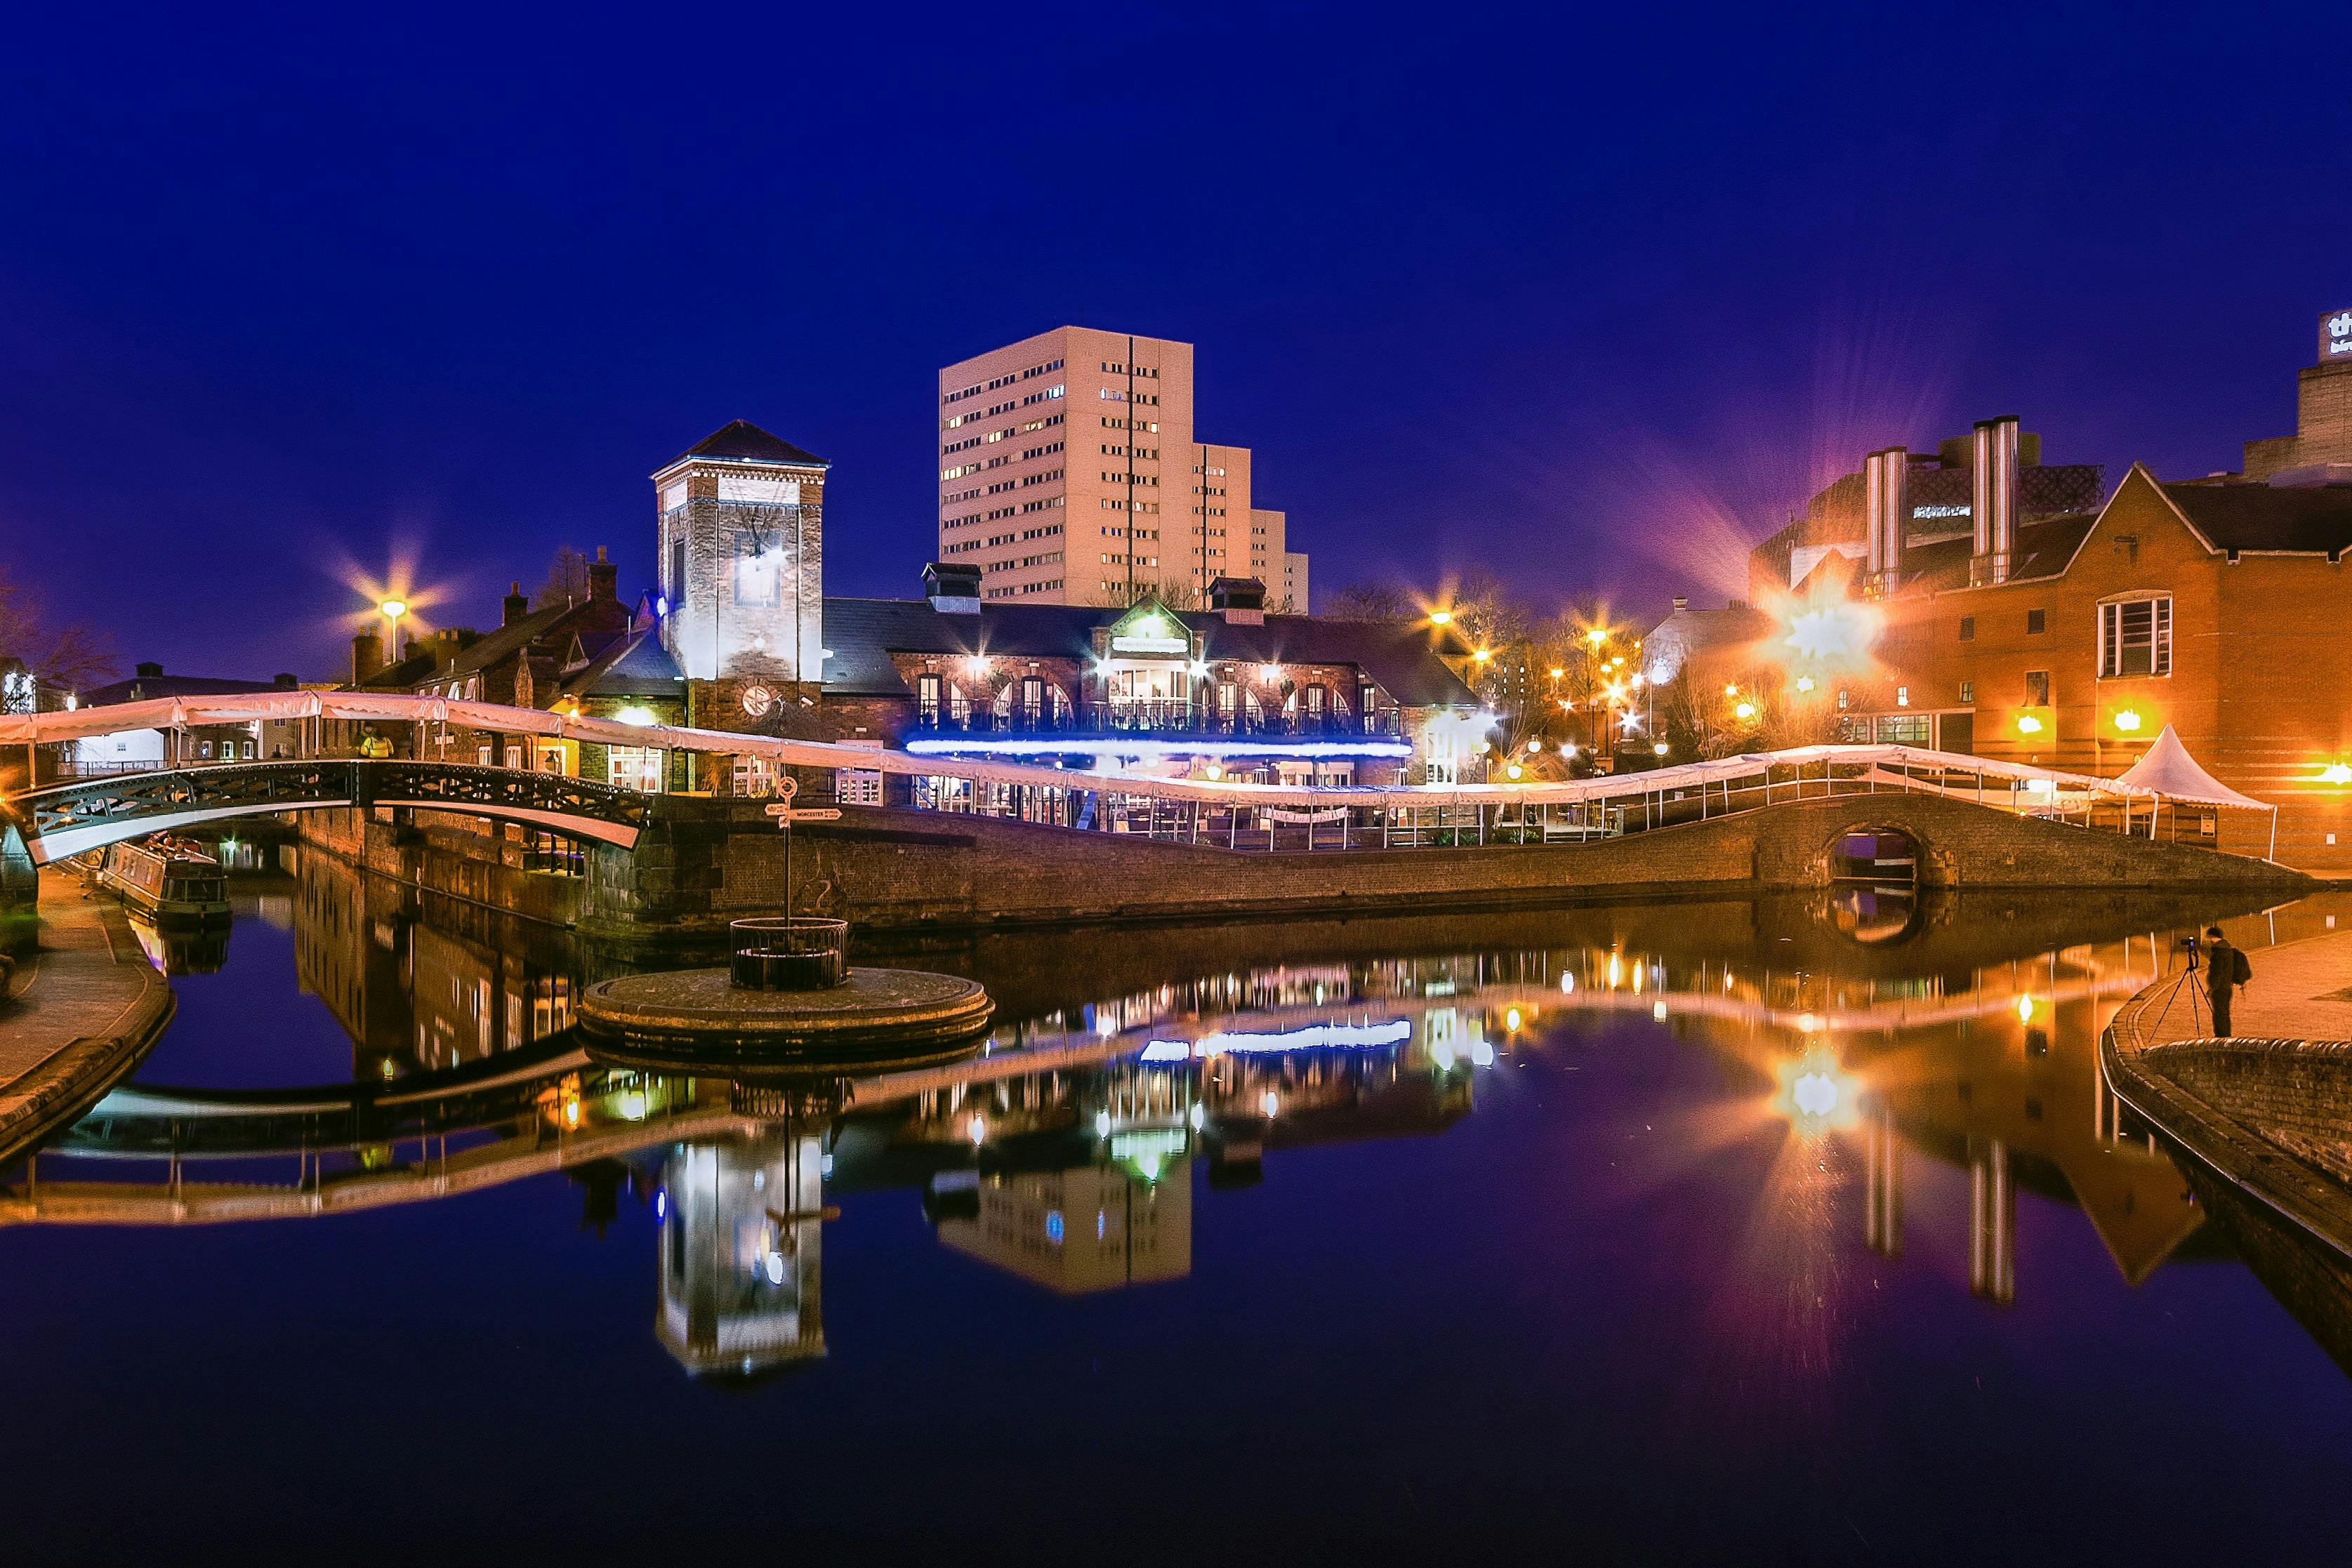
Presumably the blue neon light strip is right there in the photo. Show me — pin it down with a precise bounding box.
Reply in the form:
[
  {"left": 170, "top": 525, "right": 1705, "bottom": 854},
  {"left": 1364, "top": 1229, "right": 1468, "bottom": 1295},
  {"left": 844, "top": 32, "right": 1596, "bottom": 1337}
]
[
  {"left": 1140, "top": 1020, "right": 1414, "bottom": 1061},
  {"left": 903, "top": 735, "right": 1413, "bottom": 760}
]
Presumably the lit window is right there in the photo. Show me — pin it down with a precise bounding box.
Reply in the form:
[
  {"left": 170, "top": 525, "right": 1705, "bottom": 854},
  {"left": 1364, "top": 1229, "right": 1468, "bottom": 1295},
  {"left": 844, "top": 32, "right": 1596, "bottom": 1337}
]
[{"left": 608, "top": 747, "right": 664, "bottom": 792}]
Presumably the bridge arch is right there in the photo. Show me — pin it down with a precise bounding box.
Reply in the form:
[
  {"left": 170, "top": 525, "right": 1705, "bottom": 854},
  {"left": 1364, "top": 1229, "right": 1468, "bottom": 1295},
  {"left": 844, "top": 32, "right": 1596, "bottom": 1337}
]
[{"left": 5, "top": 759, "right": 650, "bottom": 866}]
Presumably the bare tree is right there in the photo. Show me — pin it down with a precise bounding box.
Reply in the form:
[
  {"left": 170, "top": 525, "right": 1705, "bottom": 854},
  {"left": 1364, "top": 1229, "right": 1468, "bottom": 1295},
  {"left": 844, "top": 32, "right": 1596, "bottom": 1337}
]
[
  {"left": 0, "top": 564, "right": 117, "bottom": 703},
  {"left": 534, "top": 545, "right": 593, "bottom": 609},
  {"left": 1325, "top": 578, "right": 1418, "bottom": 623}
]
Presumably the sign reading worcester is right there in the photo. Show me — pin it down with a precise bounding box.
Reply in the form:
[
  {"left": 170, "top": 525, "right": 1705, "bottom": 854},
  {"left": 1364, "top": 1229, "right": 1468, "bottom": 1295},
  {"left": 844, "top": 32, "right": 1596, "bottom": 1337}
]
[{"left": 2323, "top": 307, "right": 2352, "bottom": 364}]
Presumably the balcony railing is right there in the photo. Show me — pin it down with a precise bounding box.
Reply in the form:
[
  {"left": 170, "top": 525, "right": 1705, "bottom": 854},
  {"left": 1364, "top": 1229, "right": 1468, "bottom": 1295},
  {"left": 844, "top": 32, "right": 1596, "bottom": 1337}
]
[{"left": 910, "top": 705, "right": 1401, "bottom": 740}]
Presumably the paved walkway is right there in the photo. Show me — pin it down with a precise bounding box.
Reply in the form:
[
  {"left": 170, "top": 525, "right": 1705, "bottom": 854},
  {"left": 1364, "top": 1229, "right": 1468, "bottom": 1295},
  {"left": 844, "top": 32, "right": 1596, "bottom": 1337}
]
[
  {"left": 2103, "top": 912, "right": 2352, "bottom": 1291},
  {"left": 2126, "top": 912, "right": 2352, "bottom": 1049},
  {"left": 0, "top": 882, "right": 175, "bottom": 1163}
]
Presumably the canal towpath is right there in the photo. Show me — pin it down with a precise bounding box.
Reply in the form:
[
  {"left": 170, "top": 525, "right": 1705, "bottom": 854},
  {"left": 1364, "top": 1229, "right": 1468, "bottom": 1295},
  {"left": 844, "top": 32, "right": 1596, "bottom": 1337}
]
[
  {"left": 2103, "top": 912, "right": 2352, "bottom": 1297},
  {"left": 0, "top": 880, "right": 176, "bottom": 1164}
]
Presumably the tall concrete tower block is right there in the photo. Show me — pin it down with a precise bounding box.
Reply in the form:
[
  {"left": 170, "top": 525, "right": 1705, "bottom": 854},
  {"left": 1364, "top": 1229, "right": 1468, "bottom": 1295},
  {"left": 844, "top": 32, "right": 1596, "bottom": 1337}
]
[{"left": 653, "top": 420, "right": 828, "bottom": 696}]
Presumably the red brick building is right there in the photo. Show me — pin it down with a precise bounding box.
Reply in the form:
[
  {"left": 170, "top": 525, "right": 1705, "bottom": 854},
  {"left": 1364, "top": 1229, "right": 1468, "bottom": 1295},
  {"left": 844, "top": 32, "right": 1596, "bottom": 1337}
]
[{"left": 1834, "top": 465, "right": 2352, "bottom": 867}]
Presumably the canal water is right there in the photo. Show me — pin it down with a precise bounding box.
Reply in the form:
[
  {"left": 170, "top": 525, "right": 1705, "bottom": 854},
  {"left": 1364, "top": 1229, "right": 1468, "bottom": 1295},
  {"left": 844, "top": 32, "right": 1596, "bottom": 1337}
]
[{"left": 6, "top": 856, "right": 2352, "bottom": 1560}]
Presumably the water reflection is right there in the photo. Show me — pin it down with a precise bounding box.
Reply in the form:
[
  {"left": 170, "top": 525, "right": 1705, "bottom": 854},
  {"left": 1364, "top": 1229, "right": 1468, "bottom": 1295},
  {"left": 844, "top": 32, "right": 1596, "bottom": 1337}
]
[{"left": 12, "top": 846, "right": 2352, "bottom": 1389}]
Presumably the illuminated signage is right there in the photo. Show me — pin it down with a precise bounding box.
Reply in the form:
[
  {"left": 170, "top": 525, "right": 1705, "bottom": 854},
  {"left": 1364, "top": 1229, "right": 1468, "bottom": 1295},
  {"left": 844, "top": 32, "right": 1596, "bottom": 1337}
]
[
  {"left": 1109, "top": 612, "right": 1189, "bottom": 656},
  {"left": 1911, "top": 504, "right": 1971, "bottom": 519},
  {"left": 2325, "top": 307, "right": 2352, "bottom": 364}
]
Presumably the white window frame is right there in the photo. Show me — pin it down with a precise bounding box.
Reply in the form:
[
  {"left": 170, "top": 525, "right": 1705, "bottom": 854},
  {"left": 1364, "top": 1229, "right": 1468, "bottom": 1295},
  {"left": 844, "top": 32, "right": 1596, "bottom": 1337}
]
[
  {"left": 2098, "top": 595, "right": 2172, "bottom": 679},
  {"left": 608, "top": 746, "right": 664, "bottom": 793}
]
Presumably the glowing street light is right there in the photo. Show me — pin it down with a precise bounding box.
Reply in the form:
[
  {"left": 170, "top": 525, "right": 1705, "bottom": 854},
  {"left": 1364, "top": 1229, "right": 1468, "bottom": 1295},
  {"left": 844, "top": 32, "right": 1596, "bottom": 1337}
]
[
  {"left": 1428, "top": 609, "right": 1453, "bottom": 626},
  {"left": 378, "top": 597, "right": 409, "bottom": 622},
  {"left": 1794, "top": 675, "right": 1816, "bottom": 694},
  {"left": 2320, "top": 762, "right": 2352, "bottom": 785},
  {"left": 2017, "top": 715, "right": 2045, "bottom": 735},
  {"left": 2114, "top": 709, "right": 2143, "bottom": 733}
]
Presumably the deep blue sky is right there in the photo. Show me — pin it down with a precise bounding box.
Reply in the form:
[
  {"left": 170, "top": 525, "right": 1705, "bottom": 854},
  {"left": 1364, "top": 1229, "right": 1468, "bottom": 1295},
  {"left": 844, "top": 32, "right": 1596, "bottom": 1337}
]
[{"left": 4, "top": 4, "right": 2347, "bottom": 682}]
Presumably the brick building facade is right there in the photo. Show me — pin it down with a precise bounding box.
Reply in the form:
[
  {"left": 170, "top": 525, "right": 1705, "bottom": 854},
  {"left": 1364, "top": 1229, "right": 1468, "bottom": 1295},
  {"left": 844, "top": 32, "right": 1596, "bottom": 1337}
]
[{"left": 1832, "top": 465, "right": 2352, "bottom": 866}]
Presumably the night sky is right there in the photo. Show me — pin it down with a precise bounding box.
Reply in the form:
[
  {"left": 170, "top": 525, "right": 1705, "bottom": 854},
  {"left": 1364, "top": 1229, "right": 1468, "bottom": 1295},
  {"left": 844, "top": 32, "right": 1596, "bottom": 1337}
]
[{"left": 4, "top": 4, "right": 2346, "bottom": 682}]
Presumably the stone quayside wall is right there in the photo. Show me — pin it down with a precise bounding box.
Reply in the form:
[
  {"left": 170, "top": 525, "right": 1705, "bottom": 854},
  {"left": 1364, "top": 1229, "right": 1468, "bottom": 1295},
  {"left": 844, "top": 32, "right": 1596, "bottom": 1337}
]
[
  {"left": 567, "top": 791, "right": 2308, "bottom": 953},
  {"left": 288, "top": 791, "right": 2306, "bottom": 957}
]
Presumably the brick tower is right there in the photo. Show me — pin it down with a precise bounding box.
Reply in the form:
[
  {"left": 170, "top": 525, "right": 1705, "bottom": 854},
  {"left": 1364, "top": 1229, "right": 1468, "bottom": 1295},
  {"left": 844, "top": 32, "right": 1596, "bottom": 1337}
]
[{"left": 652, "top": 421, "right": 828, "bottom": 725}]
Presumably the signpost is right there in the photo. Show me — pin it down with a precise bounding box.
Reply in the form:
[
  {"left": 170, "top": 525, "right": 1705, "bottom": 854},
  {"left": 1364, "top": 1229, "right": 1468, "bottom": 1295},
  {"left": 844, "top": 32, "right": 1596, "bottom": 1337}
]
[{"left": 762, "top": 777, "right": 844, "bottom": 914}]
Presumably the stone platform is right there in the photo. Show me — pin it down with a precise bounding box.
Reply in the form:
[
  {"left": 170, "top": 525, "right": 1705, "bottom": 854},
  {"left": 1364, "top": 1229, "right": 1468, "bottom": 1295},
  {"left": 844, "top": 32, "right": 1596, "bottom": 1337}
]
[{"left": 578, "top": 964, "right": 992, "bottom": 1068}]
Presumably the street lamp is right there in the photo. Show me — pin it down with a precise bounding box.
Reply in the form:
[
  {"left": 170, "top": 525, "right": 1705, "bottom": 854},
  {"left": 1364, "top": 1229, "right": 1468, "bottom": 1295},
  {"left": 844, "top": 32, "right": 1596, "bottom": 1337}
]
[{"left": 378, "top": 597, "right": 409, "bottom": 660}]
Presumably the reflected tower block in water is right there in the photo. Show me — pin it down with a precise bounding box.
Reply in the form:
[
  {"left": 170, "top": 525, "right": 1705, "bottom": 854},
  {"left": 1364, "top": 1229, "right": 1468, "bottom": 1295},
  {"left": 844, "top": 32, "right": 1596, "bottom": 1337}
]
[
  {"left": 1969, "top": 1137, "right": 2016, "bottom": 1305},
  {"left": 657, "top": 1128, "right": 826, "bottom": 1376},
  {"left": 937, "top": 1164, "right": 1192, "bottom": 1294}
]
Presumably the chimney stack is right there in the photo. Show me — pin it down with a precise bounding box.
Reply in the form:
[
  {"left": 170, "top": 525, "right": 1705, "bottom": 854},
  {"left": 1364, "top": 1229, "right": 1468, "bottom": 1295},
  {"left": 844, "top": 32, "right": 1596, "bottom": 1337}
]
[
  {"left": 1971, "top": 418, "right": 2019, "bottom": 585},
  {"left": 351, "top": 629, "right": 383, "bottom": 685},
  {"left": 503, "top": 580, "right": 529, "bottom": 625},
  {"left": 587, "top": 545, "right": 618, "bottom": 604},
  {"left": 1864, "top": 447, "right": 1908, "bottom": 591},
  {"left": 1672, "top": 595, "right": 1689, "bottom": 612}
]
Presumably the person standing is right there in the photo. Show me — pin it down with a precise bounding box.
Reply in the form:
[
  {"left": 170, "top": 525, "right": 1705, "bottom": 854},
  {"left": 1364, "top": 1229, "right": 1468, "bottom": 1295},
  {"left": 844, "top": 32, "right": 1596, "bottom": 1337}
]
[{"left": 2205, "top": 924, "right": 2252, "bottom": 1036}]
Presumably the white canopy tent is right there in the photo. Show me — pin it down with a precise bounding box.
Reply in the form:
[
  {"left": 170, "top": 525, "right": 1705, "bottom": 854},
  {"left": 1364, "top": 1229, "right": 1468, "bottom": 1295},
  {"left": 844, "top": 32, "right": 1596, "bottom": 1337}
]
[{"left": 2113, "top": 724, "right": 2281, "bottom": 858}]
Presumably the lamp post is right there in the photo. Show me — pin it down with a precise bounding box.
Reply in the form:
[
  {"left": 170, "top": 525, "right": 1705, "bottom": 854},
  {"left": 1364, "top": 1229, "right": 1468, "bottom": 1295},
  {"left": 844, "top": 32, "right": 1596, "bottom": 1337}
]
[{"left": 378, "top": 597, "right": 410, "bottom": 662}]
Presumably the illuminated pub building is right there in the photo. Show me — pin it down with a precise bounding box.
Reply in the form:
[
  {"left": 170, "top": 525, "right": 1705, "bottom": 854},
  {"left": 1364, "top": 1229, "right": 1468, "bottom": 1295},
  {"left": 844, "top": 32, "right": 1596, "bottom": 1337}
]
[
  {"left": 1753, "top": 310, "right": 2352, "bottom": 868},
  {"left": 357, "top": 421, "right": 1488, "bottom": 792},
  {"left": 821, "top": 564, "right": 1486, "bottom": 787}
]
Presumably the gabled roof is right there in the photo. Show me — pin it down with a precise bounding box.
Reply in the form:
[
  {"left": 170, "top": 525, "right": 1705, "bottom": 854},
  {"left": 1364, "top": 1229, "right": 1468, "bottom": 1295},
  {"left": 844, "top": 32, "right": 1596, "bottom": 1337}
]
[
  {"left": 1891, "top": 510, "right": 2099, "bottom": 592},
  {"left": 666, "top": 420, "right": 827, "bottom": 469},
  {"left": 552, "top": 629, "right": 687, "bottom": 702},
  {"left": 818, "top": 598, "right": 1481, "bottom": 708},
  {"left": 2159, "top": 479, "right": 2352, "bottom": 556},
  {"left": 430, "top": 602, "right": 583, "bottom": 684}
]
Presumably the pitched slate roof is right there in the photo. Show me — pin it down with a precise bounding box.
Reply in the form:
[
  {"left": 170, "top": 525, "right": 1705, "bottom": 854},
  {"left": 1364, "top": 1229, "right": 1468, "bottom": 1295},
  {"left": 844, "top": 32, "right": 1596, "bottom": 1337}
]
[
  {"left": 1891, "top": 510, "right": 2099, "bottom": 592},
  {"left": 670, "top": 420, "right": 827, "bottom": 468},
  {"left": 2160, "top": 480, "right": 2352, "bottom": 555},
  {"left": 552, "top": 629, "right": 688, "bottom": 702},
  {"left": 819, "top": 597, "right": 1480, "bottom": 707},
  {"left": 430, "top": 603, "right": 582, "bottom": 683},
  {"left": 79, "top": 672, "right": 286, "bottom": 705}
]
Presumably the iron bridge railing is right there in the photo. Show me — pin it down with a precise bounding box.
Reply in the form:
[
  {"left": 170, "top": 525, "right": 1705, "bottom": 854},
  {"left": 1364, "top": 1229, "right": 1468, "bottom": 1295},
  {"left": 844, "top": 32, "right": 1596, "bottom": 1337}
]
[{"left": 9, "top": 759, "right": 654, "bottom": 860}]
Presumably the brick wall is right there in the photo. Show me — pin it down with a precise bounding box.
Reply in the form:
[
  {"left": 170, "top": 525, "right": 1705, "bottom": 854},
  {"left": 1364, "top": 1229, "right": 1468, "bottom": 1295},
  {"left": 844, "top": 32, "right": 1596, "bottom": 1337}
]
[
  {"left": 573, "top": 791, "right": 2307, "bottom": 951},
  {"left": 1860, "top": 467, "right": 2352, "bottom": 869}
]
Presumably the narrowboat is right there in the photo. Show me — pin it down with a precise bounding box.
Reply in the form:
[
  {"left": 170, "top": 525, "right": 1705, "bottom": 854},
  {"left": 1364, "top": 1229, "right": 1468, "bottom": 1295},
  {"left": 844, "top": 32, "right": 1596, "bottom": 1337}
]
[{"left": 94, "top": 837, "right": 231, "bottom": 924}]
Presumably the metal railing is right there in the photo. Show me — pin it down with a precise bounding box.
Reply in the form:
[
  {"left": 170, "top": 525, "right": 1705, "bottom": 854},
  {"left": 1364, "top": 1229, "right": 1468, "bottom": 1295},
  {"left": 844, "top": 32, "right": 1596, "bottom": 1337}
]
[
  {"left": 898, "top": 755, "right": 2177, "bottom": 854},
  {"left": 907, "top": 707, "right": 1397, "bottom": 739},
  {"left": 729, "top": 917, "right": 850, "bottom": 990}
]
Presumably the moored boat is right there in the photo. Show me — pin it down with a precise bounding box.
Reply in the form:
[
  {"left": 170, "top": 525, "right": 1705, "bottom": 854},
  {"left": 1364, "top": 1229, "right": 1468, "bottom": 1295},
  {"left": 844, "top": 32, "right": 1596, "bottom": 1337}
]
[{"left": 92, "top": 837, "right": 231, "bottom": 924}]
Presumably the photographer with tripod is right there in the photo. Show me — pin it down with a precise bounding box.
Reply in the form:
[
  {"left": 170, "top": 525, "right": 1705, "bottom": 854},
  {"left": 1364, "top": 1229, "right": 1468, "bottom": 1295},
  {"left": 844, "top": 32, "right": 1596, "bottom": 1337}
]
[{"left": 2204, "top": 924, "right": 2253, "bottom": 1036}]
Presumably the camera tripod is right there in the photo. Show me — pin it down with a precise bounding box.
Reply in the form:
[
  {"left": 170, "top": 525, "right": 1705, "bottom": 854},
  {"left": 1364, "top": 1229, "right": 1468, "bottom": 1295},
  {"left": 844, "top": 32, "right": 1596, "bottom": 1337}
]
[{"left": 2148, "top": 941, "right": 2211, "bottom": 1039}]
